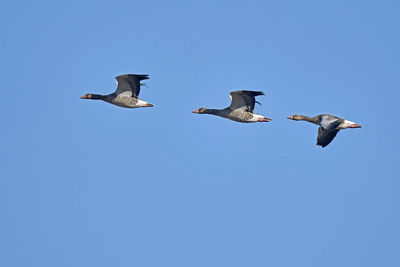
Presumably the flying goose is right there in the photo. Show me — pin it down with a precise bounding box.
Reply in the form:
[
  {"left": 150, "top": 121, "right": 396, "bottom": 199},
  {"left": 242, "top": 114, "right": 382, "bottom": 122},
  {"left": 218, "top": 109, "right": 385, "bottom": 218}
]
[
  {"left": 287, "top": 114, "right": 361, "bottom": 147},
  {"left": 192, "top": 90, "right": 271, "bottom": 123},
  {"left": 81, "top": 74, "right": 153, "bottom": 108}
]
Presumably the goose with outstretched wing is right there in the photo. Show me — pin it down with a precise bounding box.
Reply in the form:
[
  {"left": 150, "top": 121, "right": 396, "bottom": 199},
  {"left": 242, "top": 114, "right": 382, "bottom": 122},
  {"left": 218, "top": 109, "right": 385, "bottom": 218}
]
[
  {"left": 193, "top": 90, "right": 271, "bottom": 123},
  {"left": 287, "top": 114, "right": 361, "bottom": 147},
  {"left": 81, "top": 74, "right": 153, "bottom": 108}
]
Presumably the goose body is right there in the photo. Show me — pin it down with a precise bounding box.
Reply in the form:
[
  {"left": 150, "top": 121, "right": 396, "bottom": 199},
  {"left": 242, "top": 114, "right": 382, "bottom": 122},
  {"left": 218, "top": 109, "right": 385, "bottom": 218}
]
[
  {"left": 287, "top": 114, "right": 361, "bottom": 147},
  {"left": 193, "top": 90, "right": 271, "bottom": 123},
  {"left": 81, "top": 74, "right": 153, "bottom": 108}
]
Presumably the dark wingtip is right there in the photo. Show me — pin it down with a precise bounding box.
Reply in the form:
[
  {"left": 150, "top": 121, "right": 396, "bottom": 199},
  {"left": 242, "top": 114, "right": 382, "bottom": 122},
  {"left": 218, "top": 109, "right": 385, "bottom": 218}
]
[
  {"left": 240, "top": 90, "right": 265, "bottom": 96},
  {"left": 316, "top": 142, "right": 328, "bottom": 148},
  {"left": 139, "top": 74, "right": 150, "bottom": 80},
  {"left": 116, "top": 74, "right": 150, "bottom": 81},
  {"left": 252, "top": 91, "right": 264, "bottom": 96}
]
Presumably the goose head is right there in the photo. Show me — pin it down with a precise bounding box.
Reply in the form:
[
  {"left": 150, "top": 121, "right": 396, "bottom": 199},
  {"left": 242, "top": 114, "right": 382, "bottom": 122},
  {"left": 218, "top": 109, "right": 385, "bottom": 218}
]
[
  {"left": 81, "top": 93, "right": 93, "bottom": 99},
  {"left": 81, "top": 93, "right": 104, "bottom": 100},
  {"left": 287, "top": 114, "right": 304, "bottom": 120},
  {"left": 192, "top": 108, "right": 207, "bottom": 114}
]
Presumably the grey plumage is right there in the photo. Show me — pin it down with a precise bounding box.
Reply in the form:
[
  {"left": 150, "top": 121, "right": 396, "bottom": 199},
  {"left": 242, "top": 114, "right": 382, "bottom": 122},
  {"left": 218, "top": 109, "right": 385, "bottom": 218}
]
[
  {"left": 287, "top": 114, "right": 361, "bottom": 147},
  {"left": 229, "top": 90, "right": 264, "bottom": 113},
  {"left": 81, "top": 74, "right": 153, "bottom": 108},
  {"left": 193, "top": 90, "right": 271, "bottom": 123},
  {"left": 316, "top": 115, "right": 343, "bottom": 147},
  {"left": 115, "top": 74, "right": 149, "bottom": 98}
]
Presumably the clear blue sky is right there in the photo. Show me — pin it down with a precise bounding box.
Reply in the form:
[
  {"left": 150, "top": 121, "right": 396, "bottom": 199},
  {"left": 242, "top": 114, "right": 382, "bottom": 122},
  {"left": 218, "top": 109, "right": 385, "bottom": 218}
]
[{"left": 1, "top": 0, "right": 399, "bottom": 266}]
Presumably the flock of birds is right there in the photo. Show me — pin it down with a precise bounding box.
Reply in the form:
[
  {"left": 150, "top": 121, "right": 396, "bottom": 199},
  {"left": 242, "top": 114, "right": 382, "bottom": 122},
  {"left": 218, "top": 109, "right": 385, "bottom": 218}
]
[{"left": 81, "top": 74, "right": 362, "bottom": 148}]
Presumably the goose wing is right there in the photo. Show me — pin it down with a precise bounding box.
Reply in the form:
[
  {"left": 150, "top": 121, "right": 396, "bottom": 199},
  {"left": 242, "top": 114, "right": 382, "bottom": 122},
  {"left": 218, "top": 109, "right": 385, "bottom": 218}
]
[
  {"left": 317, "top": 127, "right": 340, "bottom": 147},
  {"left": 229, "top": 90, "right": 264, "bottom": 112},
  {"left": 115, "top": 74, "right": 149, "bottom": 97},
  {"left": 316, "top": 116, "right": 343, "bottom": 147}
]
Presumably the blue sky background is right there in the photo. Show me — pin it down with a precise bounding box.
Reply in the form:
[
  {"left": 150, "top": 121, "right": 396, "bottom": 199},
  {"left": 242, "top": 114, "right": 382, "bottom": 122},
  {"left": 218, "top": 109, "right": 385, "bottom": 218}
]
[{"left": 1, "top": 0, "right": 399, "bottom": 266}]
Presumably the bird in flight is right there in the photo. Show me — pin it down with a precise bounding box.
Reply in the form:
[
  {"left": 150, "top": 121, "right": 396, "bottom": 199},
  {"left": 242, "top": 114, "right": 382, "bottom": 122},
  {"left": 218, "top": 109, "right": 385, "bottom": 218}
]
[
  {"left": 193, "top": 90, "right": 271, "bottom": 123},
  {"left": 287, "top": 114, "right": 361, "bottom": 147},
  {"left": 81, "top": 74, "right": 153, "bottom": 108}
]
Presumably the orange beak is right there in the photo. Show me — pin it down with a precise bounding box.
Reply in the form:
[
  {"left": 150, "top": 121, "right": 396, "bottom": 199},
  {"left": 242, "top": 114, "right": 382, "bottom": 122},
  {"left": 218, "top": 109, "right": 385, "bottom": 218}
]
[
  {"left": 287, "top": 116, "right": 294, "bottom": 120},
  {"left": 80, "top": 95, "right": 87, "bottom": 99},
  {"left": 192, "top": 109, "right": 200, "bottom": 114},
  {"left": 142, "top": 104, "right": 154, "bottom": 107}
]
